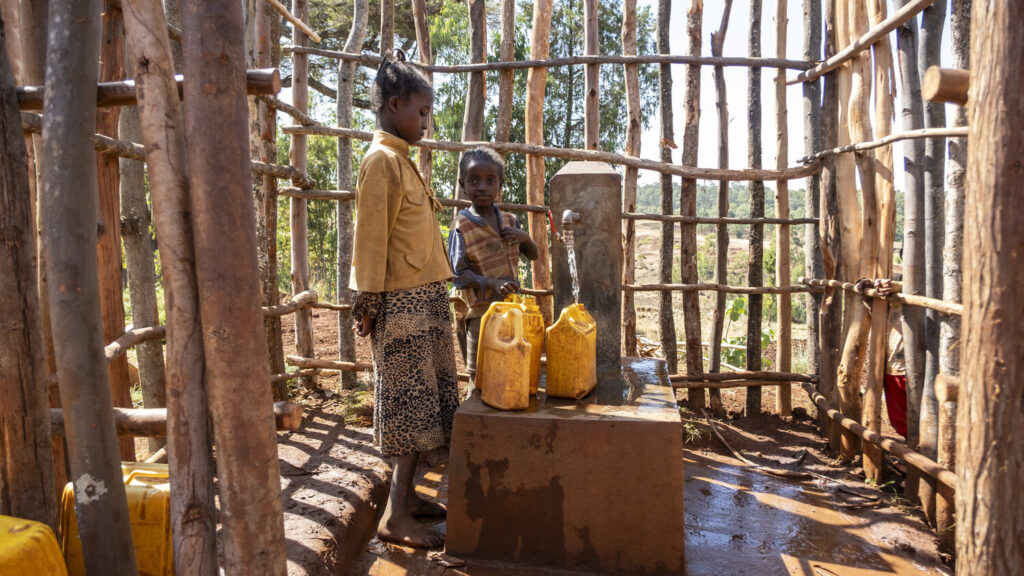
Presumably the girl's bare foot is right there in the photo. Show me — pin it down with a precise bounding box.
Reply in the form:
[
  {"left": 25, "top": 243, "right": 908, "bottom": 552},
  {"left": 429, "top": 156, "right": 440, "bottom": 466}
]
[
  {"left": 407, "top": 493, "right": 447, "bottom": 517},
  {"left": 377, "top": 512, "right": 444, "bottom": 548}
]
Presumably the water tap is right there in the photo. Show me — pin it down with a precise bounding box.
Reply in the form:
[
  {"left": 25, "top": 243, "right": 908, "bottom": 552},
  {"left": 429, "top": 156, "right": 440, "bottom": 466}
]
[{"left": 559, "top": 210, "right": 581, "bottom": 244}]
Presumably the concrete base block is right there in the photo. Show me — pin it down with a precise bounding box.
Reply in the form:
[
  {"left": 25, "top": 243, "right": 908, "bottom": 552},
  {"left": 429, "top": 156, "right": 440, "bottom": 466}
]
[{"left": 446, "top": 358, "right": 685, "bottom": 575}]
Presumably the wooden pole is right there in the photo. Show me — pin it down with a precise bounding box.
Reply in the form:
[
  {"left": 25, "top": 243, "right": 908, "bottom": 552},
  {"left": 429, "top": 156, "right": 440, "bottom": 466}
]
[
  {"left": 495, "top": 0, "right": 515, "bottom": 148},
  {"left": 708, "top": 0, "right": 733, "bottom": 415},
  {"left": 775, "top": 0, "right": 792, "bottom": 418},
  {"left": 51, "top": 402, "right": 304, "bottom": 437},
  {"left": 98, "top": 1, "right": 135, "bottom": 461},
  {"left": 379, "top": 0, "right": 393, "bottom": 56},
  {"left": 656, "top": 0, "right": 678, "bottom": 377},
  {"left": 40, "top": 0, "right": 138, "bottom": 570},
  {"left": 621, "top": 0, "right": 640, "bottom": 357},
  {"left": 797, "top": 126, "right": 967, "bottom": 162},
  {"left": 337, "top": 0, "right": 367, "bottom": 391},
  {"left": 680, "top": 0, "right": 704, "bottom": 411},
  {"left": 411, "top": 0, "right": 433, "bottom": 182},
  {"left": 957, "top": 2, "right": 1024, "bottom": 567},
  {"left": 263, "top": 0, "right": 321, "bottom": 43},
  {"left": 462, "top": 0, "right": 486, "bottom": 158},
  {"left": 922, "top": 66, "right": 969, "bottom": 105},
  {"left": 583, "top": 0, "right": 598, "bottom": 151},
  {"left": 180, "top": 0, "right": 287, "bottom": 571},
  {"left": 803, "top": 0, "right": 824, "bottom": 408},
  {"left": 745, "top": 0, "right": 765, "bottom": 416},
  {"left": 0, "top": 18, "right": 57, "bottom": 529},
  {"left": 290, "top": 0, "right": 316, "bottom": 388},
  {"left": 526, "top": 0, "right": 554, "bottom": 322}
]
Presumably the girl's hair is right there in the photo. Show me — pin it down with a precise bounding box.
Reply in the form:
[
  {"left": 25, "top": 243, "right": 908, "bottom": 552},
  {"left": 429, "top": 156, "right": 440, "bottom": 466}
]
[
  {"left": 458, "top": 147, "right": 505, "bottom": 187},
  {"left": 370, "top": 49, "right": 432, "bottom": 113}
]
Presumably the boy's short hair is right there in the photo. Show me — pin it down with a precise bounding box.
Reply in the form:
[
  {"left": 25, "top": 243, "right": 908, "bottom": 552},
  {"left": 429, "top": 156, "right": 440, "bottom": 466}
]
[{"left": 458, "top": 147, "right": 505, "bottom": 182}]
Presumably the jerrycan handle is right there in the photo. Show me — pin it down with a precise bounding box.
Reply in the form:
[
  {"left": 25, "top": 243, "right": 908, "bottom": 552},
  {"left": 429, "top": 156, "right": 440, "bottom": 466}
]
[
  {"left": 488, "top": 308, "right": 525, "bottom": 351},
  {"left": 123, "top": 469, "right": 169, "bottom": 485}
]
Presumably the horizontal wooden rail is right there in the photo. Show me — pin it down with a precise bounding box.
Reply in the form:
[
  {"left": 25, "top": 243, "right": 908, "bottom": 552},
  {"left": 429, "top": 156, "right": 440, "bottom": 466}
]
[
  {"left": 51, "top": 401, "right": 304, "bottom": 437},
  {"left": 624, "top": 213, "right": 818, "bottom": 225},
  {"left": 625, "top": 283, "right": 823, "bottom": 294},
  {"left": 797, "top": 127, "right": 968, "bottom": 163},
  {"left": 922, "top": 66, "right": 969, "bottom": 106},
  {"left": 259, "top": 95, "right": 318, "bottom": 126},
  {"left": 282, "top": 125, "right": 821, "bottom": 182},
  {"left": 263, "top": 290, "right": 318, "bottom": 317},
  {"left": 284, "top": 46, "right": 815, "bottom": 71},
  {"left": 789, "top": 0, "right": 935, "bottom": 84},
  {"left": 277, "top": 187, "right": 550, "bottom": 214},
  {"left": 269, "top": 369, "right": 320, "bottom": 384},
  {"left": 286, "top": 355, "right": 373, "bottom": 372},
  {"left": 799, "top": 277, "right": 963, "bottom": 316},
  {"left": 309, "top": 302, "right": 352, "bottom": 312},
  {"left": 674, "top": 380, "right": 800, "bottom": 389},
  {"left": 265, "top": 0, "right": 321, "bottom": 43},
  {"left": 803, "top": 384, "right": 956, "bottom": 490},
  {"left": 671, "top": 371, "right": 818, "bottom": 383},
  {"left": 17, "top": 68, "right": 280, "bottom": 110},
  {"left": 104, "top": 326, "right": 166, "bottom": 363}
]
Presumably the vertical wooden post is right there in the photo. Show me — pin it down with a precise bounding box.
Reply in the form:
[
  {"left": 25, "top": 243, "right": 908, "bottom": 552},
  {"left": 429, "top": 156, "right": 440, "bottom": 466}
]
[
  {"left": 462, "top": 0, "right": 486, "bottom": 149},
  {"left": 746, "top": 0, "right": 765, "bottom": 416},
  {"left": 957, "top": 1, "right": 1024, "bottom": 570},
  {"left": 122, "top": 0, "right": 217, "bottom": 571},
  {"left": 834, "top": 0, "right": 861, "bottom": 289},
  {"left": 526, "top": 0, "right": 554, "bottom": 322},
  {"left": 917, "top": 0, "right": 947, "bottom": 525},
  {"left": 775, "top": 0, "right": 792, "bottom": 418},
  {"left": 495, "top": 0, "right": 515, "bottom": 146},
  {"left": 621, "top": 0, "right": 640, "bottom": 358},
  {"left": 290, "top": 0, "right": 316, "bottom": 387},
  {"left": 803, "top": 0, "right": 824, "bottom": 397},
  {"left": 379, "top": 0, "right": 394, "bottom": 56},
  {"left": 98, "top": 1, "right": 135, "bottom": 461},
  {"left": 40, "top": 0, "right": 138, "bottom": 570},
  {"left": 656, "top": 0, "right": 677, "bottom": 376},
  {"left": 709, "top": 0, "right": 733, "bottom": 415},
  {"left": 412, "top": 0, "right": 434, "bottom": 181},
  {"left": 680, "top": 0, "right": 704, "bottom": 409},
  {"left": 337, "top": 0, "right": 368, "bottom": 390},
  {"left": 583, "top": 0, "right": 599, "bottom": 151},
  {"left": 180, "top": 0, "right": 287, "bottom": 571},
  {"left": 0, "top": 16, "right": 57, "bottom": 529}
]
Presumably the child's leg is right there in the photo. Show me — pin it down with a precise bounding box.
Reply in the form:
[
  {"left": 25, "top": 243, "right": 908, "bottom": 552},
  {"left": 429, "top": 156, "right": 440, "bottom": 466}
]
[{"left": 377, "top": 452, "right": 444, "bottom": 548}]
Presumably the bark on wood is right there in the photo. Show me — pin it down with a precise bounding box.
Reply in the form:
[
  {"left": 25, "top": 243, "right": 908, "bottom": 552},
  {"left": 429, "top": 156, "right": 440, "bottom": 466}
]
[
  {"left": 51, "top": 402, "right": 304, "bottom": 437},
  {"left": 180, "top": 0, "right": 286, "bottom": 571},
  {"left": 918, "top": 0, "right": 947, "bottom": 524},
  {"left": 798, "top": 126, "right": 967, "bottom": 162},
  {"left": 834, "top": 1, "right": 861, "bottom": 290},
  {"left": 745, "top": 0, "right": 765, "bottom": 416},
  {"left": 801, "top": 277, "right": 962, "bottom": 316},
  {"left": 525, "top": 0, "right": 554, "bottom": 322},
  {"left": 270, "top": 368, "right": 320, "bottom": 383},
  {"left": 290, "top": 0, "right": 316, "bottom": 388},
  {"left": 922, "top": 66, "right": 969, "bottom": 105},
  {"left": 708, "top": 0, "right": 733, "bottom": 415},
  {"left": 676, "top": 380, "right": 806, "bottom": 390},
  {"left": 337, "top": 0, "right": 367, "bottom": 391},
  {"left": 411, "top": 0, "right": 433, "bottom": 182},
  {"left": 118, "top": 83, "right": 167, "bottom": 452},
  {"left": 673, "top": 371, "right": 817, "bottom": 383},
  {"left": 495, "top": 0, "right": 515, "bottom": 147},
  {"left": 379, "top": 0, "right": 393, "bottom": 56},
  {"left": 104, "top": 326, "right": 166, "bottom": 363},
  {"left": 656, "top": 0, "right": 677, "bottom": 376},
  {"left": 583, "top": 0, "right": 598, "bottom": 150},
  {"left": 0, "top": 0, "right": 23, "bottom": 83},
  {"left": 957, "top": 4, "right": 1024, "bottom": 568},
  {"left": 627, "top": 283, "right": 820, "bottom": 295},
  {"left": 0, "top": 17, "right": 56, "bottom": 529},
  {"left": 40, "top": 0, "right": 138, "bottom": 571},
  {"left": 122, "top": 0, "right": 217, "bottom": 571},
  {"left": 680, "top": 0, "right": 704, "bottom": 411},
  {"left": 775, "top": 0, "right": 792, "bottom": 418},
  {"left": 626, "top": 213, "right": 817, "bottom": 225},
  {"left": 462, "top": 0, "right": 486, "bottom": 157},
  {"left": 803, "top": 0, "right": 824, "bottom": 406},
  {"left": 286, "top": 355, "right": 373, "bottom": 372},
  {"left": 98, "top": 2, "right": 135, "bottom": 461},
  {"left": 264, "top": 0, "right": 320, "bottom": 43},
  {"left": 621, "top": 0, "right": 640, "bottom": 357}
]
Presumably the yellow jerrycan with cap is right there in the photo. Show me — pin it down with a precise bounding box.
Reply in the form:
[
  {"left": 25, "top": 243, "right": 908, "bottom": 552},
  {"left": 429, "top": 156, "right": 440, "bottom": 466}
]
[
  {"left": 476, "top": 299, "right": 532, "bottom": 410},
  {"left": 0, "top": 515, "right": 68, "bottom": 576},
  {"left": 61, "top": 463, "right": 173, "bottom": 576},
  {"left": 544, "top": 303, "right": 597, "bottom": 399},
  {"left": 519, "top": 296, "right": 545, "bottom": 395}
]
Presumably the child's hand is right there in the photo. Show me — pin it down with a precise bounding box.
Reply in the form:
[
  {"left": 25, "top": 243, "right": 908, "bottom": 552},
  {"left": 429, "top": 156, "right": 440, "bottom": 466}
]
[
  {"left": 354, "top": 313, "right": 374, "bottom": 337},
  {"left": 501, "top": 227, "right": 531, "bottom": 245},
  {"left": 487, "top": 278, "right": 517, "bottom": 296}
]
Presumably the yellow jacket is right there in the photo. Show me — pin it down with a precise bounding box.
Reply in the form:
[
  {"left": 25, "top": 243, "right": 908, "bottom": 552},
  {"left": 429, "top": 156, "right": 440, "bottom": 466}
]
[{"left": 352, "top": 131, "right": 452, "bottom": 293}]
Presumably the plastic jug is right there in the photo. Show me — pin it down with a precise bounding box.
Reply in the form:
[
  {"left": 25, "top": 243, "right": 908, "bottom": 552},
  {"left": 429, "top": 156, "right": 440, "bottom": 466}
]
[
  {"left": 0, "top": 515, "right": 68, "bottom": 576},
  {"left": 545, "top": 303, "right": 597, "bottom": 399},
  {"left": 476, "top": 302, "right": 532, "bottom": 410},
  {"left": 519, "top": 296, "right": 545, "bottom": 395}
]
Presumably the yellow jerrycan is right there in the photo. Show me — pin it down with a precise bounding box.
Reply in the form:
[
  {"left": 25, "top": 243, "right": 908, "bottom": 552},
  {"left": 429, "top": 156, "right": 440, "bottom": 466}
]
[
  {"left": 519, "top": 296, "right": 545, "bottom": 395},
  {"left": 476, "top": 300, "right": 532, "bottom": 410},
  {"left": 544, "top": 303, "right": 597, "bottom": 399},
  {"left": 0, "top": 515, "right": 68, "bottom": 576}
]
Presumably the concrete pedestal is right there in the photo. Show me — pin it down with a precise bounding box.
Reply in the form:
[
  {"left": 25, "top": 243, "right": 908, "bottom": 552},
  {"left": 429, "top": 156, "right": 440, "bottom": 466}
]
[{"left": 446, "top": 358, "right": 685, "bottom": 575}]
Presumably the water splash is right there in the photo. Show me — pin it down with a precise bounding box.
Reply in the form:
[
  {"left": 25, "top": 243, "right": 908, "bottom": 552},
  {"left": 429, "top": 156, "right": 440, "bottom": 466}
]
[{"left": 564, "top": 231, "right": 580, "bottom": 304}]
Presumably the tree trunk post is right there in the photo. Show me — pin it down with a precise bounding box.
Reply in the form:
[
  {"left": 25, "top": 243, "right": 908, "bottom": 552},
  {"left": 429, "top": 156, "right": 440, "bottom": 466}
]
[
  {"left": 803, "top": 0, "right": 824, "bottom": 396},
  {"left": 412, "top": 0, "right": 434, "bottom": 181},
  {"left": 180, "top": 0, "right": 287, "bottom": 571},
  {"left": 745, "top": 0, "right": 765, "bottom": 416},
  {"left": 621, "top": 0, "right": 640, "bottom": 358},
  {"left": 775, "top": 0, "right": 792, "bottom": 418},
  {"left": 656, "top": 0, "right": 677, "bottom": 377},
  {"left": 583, "top": 0, "right": 598, "bottom": 151},
  {"left": 525, "top": 0, "right": 554, "bottom": 323},
  {"left": 681, "top": 0, "right": 704, "bottom": 410},
  {"left": 337, "top": 0, "right": 368, "bottom": 390},
  {"left": 462, "top": 0, "right": 486, "bottom": 149},
  {"left": 957, "top": 1, "right": 1024, "bottom": 570},
  {"left": 41, "top": 0, "right": 138, "bottom": 570},
  {"left": 379, "top": 0, "right": 393, "bottom": 56}
]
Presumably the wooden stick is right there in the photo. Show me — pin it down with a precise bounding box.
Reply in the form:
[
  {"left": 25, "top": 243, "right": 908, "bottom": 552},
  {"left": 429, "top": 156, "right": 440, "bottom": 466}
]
[
  {"left": 797, "top": 126, "right": 967, "bottom": 163},
  {"left": 262, "top": 290, "right": 318, "bottom": 317},
  {"left": 308, "top": 302, "right": 352, "bottom": 311},
  {"left": 799, "top": 277, "right": 963, "bottom": 316},
  {"left": 656, "top": 0, "right": 678, "bottom": 377},
  {"left": 621, "top": 0, "right": 640, "bottom": 357},
  {"left": 671, "top": 371, "right": 817, "bottom": 383},
  {"left": 282, "top": 124, "right": 822, "bottom": 182},
  {"left": 626, "top": 283, "right": 822, "bottom": 294},
  {"left": 51, "top": 402, "right": 304, "bottom": 437},
  {"left": 935, "top": 373, "right": 959, "bottom": 404},
  {"left": 526, "top": 0, "right": 554, "bottom": 322},
  {"left": 263, "top": 0, "right": 320, "bottom": 42},
  {"left": 278, "top": 186, "right": 550, "bottom": 213},
  {"left": 104, "top": 325, "right": 166, "bottom": 362},
  {"left": 143, "top": 446, "right": 167, "bottom": 464},
  {"left": 922, "top": 66, "right": 969, "bottom": 106},
  {"left": 286, "top": 355, "right": 373, "bottom": 372},
  {"left": 462, "top": 0, "right": 486, "bottom": 156},
  {"left": 775, "top": 0, "right": 792, "bottom": 418},
  {"left": 494, "top": 0, "right": 515, "bottom": 149},
  {"left": 675, "top": 380, "right": 803, "bottom": 390},
  {"left": 410, "top": 0, "right": 432, "bottom": 184},
  {"left": 804, "top": 384, "right": 956, "bottom": 490},
  {"left": 16, "top": 68, "right": 280, "bottom": 110},
  {"left": 790, "top": 0, "right": 935, "bottom": 84},
  {"left": 745, "top": 0, "right": 765, "bottom": 417},
  {"left": 269, "top": 369, "right": 320, "bottom": 384},
  {"left": 583, "top": 0, "right": 599, "bottom": 150},
  {"left": 283, "top": 45, "right": 815, "bottom": 71}
]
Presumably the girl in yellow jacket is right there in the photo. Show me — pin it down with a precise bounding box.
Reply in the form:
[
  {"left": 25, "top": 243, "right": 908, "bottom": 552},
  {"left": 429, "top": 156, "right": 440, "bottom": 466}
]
[{"left": 351, "top": 51, "right": 455, "bottom": 549}]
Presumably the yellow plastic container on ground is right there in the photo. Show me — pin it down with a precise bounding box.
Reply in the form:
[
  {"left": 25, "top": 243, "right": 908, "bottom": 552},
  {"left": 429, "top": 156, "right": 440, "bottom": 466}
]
[
  {"left": 0, "top": 515, "right": 68, "bottom": 576},
  {"left": 61, "top": 463, "right": 172, "bottom": 576},
  {"left": 519, "top": 296, "right": 545, "bottom": 395},
  {"left": 545, "top": 303, "right": 597, "bottom": 399},
  {"left": 476, "top": 300, "right": 532, "bottom": 410}
]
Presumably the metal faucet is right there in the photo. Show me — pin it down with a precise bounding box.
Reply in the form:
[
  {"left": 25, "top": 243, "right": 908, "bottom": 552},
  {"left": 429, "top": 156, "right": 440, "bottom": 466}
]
[{"left": 559, "top": 209, "right": 581, "bottom": 244}]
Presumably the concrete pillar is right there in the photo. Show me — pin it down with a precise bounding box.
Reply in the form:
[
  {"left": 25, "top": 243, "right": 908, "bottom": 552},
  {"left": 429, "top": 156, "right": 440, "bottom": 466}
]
[{"left": 549, "top": 161, "right": 622, "bottom": 368}]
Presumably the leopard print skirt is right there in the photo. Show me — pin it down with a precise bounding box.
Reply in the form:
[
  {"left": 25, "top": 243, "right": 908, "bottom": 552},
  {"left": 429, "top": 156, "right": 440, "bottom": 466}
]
[{"left": 353, "top": 281, "right": 459, "bottom": 457}]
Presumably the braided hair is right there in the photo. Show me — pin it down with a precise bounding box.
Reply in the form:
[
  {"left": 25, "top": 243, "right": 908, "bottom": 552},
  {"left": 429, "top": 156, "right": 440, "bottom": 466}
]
[
  {"left": 458, "top": 147, "right": 505, "bottom": 194},
  {"left": 370, "top": 49, "right": 432, "bottom": 113}
]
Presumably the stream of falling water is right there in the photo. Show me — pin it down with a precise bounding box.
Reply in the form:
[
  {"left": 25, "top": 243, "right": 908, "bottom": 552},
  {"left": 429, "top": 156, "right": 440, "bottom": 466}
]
[{"left": 565, "top": 232, "right": 580, "bottom": 304}]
